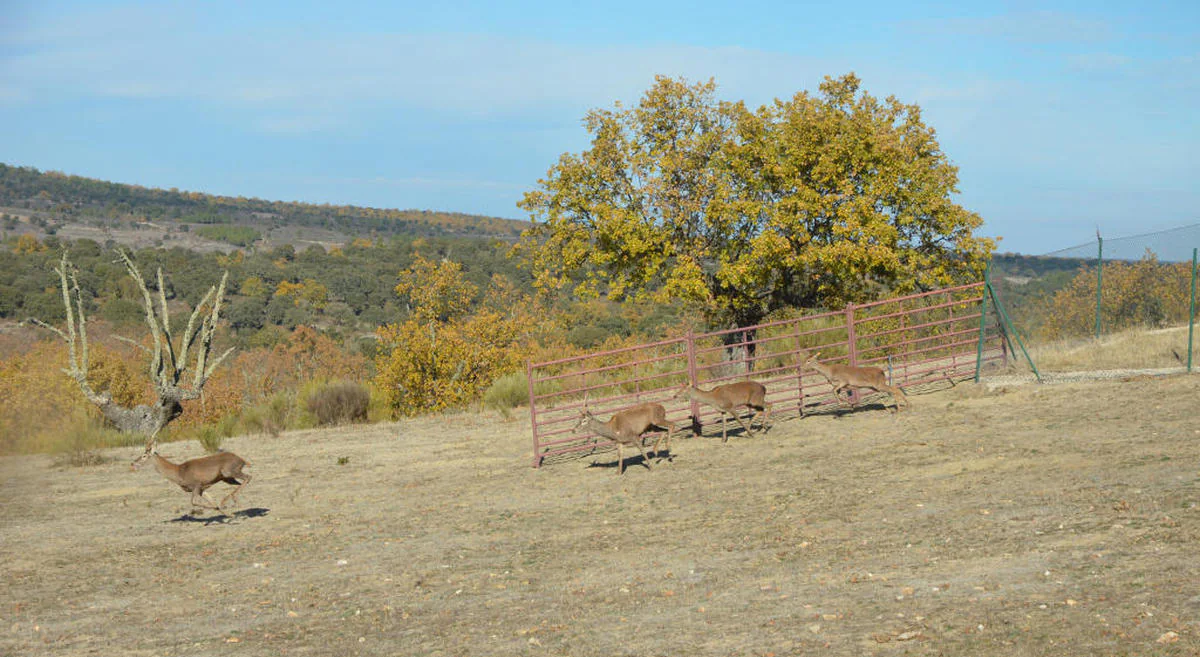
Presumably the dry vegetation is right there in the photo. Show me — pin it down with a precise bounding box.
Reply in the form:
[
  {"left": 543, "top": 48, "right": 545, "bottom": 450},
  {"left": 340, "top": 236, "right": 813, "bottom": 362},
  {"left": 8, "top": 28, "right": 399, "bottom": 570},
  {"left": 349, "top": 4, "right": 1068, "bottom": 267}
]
[
  {"left": 2, "top": 375, "right": 1199, "bottom": 656},
  {"left": 1028, "top": 324, "right": 1200, "bottom": 373}
]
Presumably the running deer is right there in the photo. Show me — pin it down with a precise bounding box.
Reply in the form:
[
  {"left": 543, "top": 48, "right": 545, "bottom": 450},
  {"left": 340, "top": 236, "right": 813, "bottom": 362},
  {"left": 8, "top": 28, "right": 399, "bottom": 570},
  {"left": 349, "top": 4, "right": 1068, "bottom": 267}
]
[
  {"left": 132, "top": 440, "right": 252, "bottom": 511},
  {"left": 801, "top": 350, "right": 909, "bottom": 412},
  {"left": 574, "top": 402, "right": 676, "bottom": 475},
  {"left": 673, "top": 381, "right": 771, "bottom": 442}
]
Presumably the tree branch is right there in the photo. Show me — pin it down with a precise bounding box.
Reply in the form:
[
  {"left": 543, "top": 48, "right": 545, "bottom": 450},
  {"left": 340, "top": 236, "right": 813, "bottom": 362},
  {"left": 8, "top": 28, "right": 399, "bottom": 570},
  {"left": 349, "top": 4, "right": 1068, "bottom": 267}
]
[
  {"left": 118, "top": 250, "right": 167, "bottom": 388},
  {"left": 25, "top": 317, "right": 70, "bottom": 343},
  {"left": 157, "top": 268, "right": 177, "bottom": 378},
  {"left": 113, "top": 334, "right": 153, "bottom": 355}
]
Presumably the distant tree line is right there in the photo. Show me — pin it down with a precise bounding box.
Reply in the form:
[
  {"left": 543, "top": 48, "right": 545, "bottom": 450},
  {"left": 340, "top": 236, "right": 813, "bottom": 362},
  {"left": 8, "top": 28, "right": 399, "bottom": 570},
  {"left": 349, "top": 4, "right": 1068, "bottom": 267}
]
[{"left": 1, "top": 233, "right": 675, "bottom": 353}]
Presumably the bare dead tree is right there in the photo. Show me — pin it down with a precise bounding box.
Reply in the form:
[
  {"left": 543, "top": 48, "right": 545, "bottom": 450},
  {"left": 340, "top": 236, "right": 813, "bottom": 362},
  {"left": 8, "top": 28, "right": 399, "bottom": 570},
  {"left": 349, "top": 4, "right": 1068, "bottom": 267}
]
[{"left": 28, "top": 250, "right": 233, "bottom": 438}]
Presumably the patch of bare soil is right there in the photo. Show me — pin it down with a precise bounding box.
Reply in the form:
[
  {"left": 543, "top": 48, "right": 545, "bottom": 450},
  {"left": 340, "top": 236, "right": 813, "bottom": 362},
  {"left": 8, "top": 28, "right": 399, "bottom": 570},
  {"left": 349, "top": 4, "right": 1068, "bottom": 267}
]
[{"left": 2, "top": 377, "right": 1199, "bottom": 656}]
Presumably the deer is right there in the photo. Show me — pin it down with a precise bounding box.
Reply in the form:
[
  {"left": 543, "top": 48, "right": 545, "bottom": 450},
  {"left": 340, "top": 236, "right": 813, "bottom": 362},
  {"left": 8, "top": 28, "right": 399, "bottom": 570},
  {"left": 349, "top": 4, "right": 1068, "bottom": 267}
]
[
  {"left": 673, "top": 381, "right": 771, "bottom": 442},
  {"left": 574, "top": 402, "right": 676, "bottom": 475},
  {"left": 132, "top": 439, "right": 252, "bottom": 512},
  {"left": 800, "top": 350, "right": 909, "bottom": 412}
]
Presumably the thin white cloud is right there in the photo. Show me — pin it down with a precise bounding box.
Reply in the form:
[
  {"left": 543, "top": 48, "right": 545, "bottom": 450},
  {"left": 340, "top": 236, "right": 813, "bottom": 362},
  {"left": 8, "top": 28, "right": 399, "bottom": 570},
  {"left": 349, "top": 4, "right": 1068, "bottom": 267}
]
[
  {"left": 0, "top": 6, "right": 840, "bottom": 118},
  {"left": 256, "top": 115, "right": 342, "bottom": 135},
  {"left": 1065, "top": 52, "right": 1133, "bottom": 72},
  {"left": 903, "top": 10, "right": 1114, "bottom": 45},
  {"left": 287, "top": 174, "right": 524, "bottom": 193}
]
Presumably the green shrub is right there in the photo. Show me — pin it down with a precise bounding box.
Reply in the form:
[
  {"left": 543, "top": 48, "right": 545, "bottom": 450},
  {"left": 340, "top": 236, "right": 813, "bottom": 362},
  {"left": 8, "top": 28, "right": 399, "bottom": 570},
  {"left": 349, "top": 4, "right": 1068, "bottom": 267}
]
[
  {"left": 305, "top": 381, "right": 370, "bottom": 426},
  {"left": 483, "top": 371, "right": 560, "bottom": 418},
  {"left": 49, "top": 421, "right": 140, "bottom": 467},
  {"left": 195, "top": 224, "right": 261, "bottom": 246},
  {"left": 216, "top": 413, "right": 240, "bottom": 438},
  {"left": 196, "top": 425, "right": 223, "bottom": 453},
  {"left": 243, "top": 392, "right": 294, "bottom": 437}
]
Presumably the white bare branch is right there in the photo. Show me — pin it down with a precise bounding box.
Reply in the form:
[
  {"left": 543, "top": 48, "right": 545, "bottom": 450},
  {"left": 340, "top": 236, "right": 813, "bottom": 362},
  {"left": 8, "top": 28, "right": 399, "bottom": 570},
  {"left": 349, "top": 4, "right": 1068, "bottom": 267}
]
[
  {"left": 113, "top": 334, "right": 153, "bottom": 355},
  {"left": 32, "top": 250, "right": 234, "bottom": 437}
]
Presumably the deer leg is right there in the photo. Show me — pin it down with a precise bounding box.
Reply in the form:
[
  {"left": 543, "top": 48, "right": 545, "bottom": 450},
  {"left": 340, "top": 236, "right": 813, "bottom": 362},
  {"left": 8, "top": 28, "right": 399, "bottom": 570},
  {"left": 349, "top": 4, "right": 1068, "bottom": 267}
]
[
  {"left": 729, "top": 408, "right": 754, "bottom": 436},
  {"left": 720, "top": 413, "right": 729, "bottom": 442},
  {"left": 836, "top": 384, "right": 855, "bottom": 408},
  {"left": 190, "top": 487, "right": 220, "bottom": 511},
  {"left": 220, "top": 472, "right": 252, "bottom": 509},
  {"left": 762, "top": 403, "right": 773, "bottom": 432},
  {"left": 640, "top": 440, "right": 655, "bottom": 471},
  {"left": 658, "top": 422, "right": 675, "bottom": 459},
  {"left": 616, "top": 443, "right": 624, "bottom": 475},
  {"left": 649, "top": 427, "right": 667, "bottom": 460}
]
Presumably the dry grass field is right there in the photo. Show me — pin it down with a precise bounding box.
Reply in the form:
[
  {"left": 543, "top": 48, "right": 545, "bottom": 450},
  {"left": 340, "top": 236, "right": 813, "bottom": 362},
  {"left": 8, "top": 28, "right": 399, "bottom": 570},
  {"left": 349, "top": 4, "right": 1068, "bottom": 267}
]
[
  {"left": 2, "top": 375, "right": 1199, "bottom": 656},
  {"left": 1028, "top": 325, "right": 1200, "bottom": 373}
]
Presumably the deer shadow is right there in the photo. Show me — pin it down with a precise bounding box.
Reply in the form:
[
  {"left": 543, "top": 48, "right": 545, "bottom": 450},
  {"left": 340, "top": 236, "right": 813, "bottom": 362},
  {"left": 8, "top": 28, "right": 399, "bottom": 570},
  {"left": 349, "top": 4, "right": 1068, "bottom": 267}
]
[
  {"left": 585, "top": 450, "right": 673, "bottom": 472},
  {"left": 801, "top": 399, "right": 899, "bottom": 418},
  {"left": 168, "top": 507, "right": 270, "bottom": 525}
]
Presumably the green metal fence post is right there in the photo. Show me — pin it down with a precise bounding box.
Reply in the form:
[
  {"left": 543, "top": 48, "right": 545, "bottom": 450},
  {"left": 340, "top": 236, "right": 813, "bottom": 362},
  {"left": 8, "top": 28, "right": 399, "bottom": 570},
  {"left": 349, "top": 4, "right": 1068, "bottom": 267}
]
[
  {"left": 988, "top": 283, "right": 1041, "bottom": 382},
  {"left": 975, "top": 262, "right": 991, "bottom": 383},
  {"left": 1189, "top": 247, "right": 1197, "bottom": 373},
  {"left": 1094, "top": 233, "right": 1103, "bottom": 340}
]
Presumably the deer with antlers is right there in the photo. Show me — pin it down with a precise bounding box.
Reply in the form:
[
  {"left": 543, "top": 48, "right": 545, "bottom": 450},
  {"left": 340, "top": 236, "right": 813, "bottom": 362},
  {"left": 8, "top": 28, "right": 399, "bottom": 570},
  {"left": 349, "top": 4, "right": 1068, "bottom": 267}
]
[
  {"left": 800, "top": 350, "right": 909, "bottom": 412},
  {"left": 574, "top": 402, "right": 676, "bottom": 474},
  {"left": 673, "top": 381, "right": 771, "bottom": 442},
  {"left": 132, "top": 438, "right": 252, "bottom": 512}
]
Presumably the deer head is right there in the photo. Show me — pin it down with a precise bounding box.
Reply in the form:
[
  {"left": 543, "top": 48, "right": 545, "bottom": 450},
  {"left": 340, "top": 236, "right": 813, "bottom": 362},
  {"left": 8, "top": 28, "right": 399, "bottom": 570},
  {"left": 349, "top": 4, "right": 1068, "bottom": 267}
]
[{"left": 131, "top": 438, "right": 159, "bottom": 471}]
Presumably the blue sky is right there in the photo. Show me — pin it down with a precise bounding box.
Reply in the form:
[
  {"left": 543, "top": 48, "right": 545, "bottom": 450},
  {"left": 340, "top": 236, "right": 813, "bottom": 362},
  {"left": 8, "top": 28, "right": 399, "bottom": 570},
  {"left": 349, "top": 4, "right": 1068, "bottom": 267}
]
[{"left": 0, "top": 0, "right": 1196, "bottom": 253}]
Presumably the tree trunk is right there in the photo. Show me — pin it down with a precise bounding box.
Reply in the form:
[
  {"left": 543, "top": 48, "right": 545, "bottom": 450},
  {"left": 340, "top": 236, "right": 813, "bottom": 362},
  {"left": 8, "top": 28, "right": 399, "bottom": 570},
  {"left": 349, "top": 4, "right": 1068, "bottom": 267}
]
[
  {"left": 97, "top": 397, "right": 184, "bottom": 437},
  {"left": 720, "top": 327, "right": 757, "bottom": 373}
]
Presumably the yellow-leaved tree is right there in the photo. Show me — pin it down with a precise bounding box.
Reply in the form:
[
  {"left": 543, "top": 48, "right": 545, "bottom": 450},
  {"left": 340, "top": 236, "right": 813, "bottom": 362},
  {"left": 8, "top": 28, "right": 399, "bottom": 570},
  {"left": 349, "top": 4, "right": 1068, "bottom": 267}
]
[
  {"left": 374, "top": 255, "right": 530, "bottom": 416},
  {"left": 515, "top": 74, "right": 993, "bottom": 353},
  {"left": 1038, "top": 252, "right": 1192, "bottom": 339}
]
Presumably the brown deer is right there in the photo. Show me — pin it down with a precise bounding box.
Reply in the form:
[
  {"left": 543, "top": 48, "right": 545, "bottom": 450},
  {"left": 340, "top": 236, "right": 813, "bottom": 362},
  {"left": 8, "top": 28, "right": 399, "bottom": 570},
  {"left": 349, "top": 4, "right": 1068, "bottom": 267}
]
[
  {"left": 801, "top": 350, "right": 909, "bottom": 412},
  {"left": 132, "top": 441, "right": 252, "bottom": 511},
  {"left": 673, "top": 381, "right": 771, "bottom": 442},
  {"left": 574, "top": 402, "right": 676, "bottom": 474}
]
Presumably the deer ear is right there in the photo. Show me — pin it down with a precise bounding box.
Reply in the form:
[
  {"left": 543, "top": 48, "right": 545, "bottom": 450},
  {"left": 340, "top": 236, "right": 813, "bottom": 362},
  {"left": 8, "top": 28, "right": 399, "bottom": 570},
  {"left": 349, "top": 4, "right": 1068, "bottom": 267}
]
[{"left": 813, "top": 351, "right": 821, "bottom": 359}]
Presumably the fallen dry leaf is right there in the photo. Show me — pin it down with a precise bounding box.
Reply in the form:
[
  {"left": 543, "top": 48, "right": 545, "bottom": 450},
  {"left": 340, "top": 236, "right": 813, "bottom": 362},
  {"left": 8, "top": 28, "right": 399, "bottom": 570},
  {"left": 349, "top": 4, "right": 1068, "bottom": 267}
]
[{"left": 1156, "top": 631, "right": 1179, "bottom": 644}]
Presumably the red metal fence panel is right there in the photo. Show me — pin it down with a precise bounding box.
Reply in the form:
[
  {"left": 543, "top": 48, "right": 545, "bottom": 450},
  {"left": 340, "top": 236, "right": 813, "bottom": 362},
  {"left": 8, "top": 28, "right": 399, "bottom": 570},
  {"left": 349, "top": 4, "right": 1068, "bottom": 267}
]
[{"left": 527, "top": 281, "right": 1006, "bottom": 467}]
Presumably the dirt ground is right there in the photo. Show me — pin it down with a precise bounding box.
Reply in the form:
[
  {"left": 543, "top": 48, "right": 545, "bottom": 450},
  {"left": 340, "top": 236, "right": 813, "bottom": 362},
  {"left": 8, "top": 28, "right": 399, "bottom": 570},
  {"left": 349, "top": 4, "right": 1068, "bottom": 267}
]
[{"left": 2, "top": 376, "right": 1199, "bottom": 656}]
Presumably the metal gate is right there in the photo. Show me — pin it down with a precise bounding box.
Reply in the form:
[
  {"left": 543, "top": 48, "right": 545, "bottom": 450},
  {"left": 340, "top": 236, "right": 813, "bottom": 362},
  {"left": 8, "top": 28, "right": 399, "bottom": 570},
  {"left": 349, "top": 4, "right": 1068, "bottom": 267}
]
[{"left": 527, "top": 282, "right": 1005, "bottom": 467}]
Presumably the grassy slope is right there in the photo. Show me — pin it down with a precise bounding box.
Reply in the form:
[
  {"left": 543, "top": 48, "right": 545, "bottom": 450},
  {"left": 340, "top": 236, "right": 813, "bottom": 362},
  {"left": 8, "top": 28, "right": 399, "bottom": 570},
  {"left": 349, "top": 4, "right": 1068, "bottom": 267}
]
[{"left": 2, "top": 375, "right": 1199, "bottom": 656}]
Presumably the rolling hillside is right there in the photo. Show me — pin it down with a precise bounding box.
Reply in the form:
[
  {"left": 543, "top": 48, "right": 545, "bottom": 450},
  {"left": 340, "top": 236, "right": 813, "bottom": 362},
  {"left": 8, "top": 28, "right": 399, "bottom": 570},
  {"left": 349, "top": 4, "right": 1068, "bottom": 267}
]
[{"left": 0, "top": 163, "right": 529, "bottom": 250}]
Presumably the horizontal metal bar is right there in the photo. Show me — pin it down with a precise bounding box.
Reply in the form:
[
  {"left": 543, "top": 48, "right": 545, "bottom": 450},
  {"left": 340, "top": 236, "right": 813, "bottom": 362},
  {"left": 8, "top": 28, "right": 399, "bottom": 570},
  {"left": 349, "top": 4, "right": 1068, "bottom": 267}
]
[
  {"left": 854, "top": 311, "right": 981, "bottom": 342},
  {"left": 530, "top": 336, "right": 687, "bottom": 369},
  {"left": 888, "top": 344, "right": 1005, "bottom": 377},
  {"left": 532, "top": 366, "right": 690, "bottom": 402},
  {"left": 857, "top": 325, "right": 981, "bottom": 357},
  {"left": 852, "top": 295, "right": 983, "bottom": 325},
  {"left": 698, "top": 308, "right": 845, "bottom": 339},
  {"left": 852, "top": 281, "right": 984, "bottom": 310},
  {"left": 533, "top": 350, "right": 686, "bottom": 384}
]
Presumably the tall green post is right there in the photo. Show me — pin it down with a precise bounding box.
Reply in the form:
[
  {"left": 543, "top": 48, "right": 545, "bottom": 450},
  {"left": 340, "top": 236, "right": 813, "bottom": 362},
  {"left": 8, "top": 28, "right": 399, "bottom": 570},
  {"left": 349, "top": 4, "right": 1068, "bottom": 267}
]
[
  {"left": 1094, "top": 234, "right": 1103, "bottom": 340},
  {"left": 975, "top": 261, "right": 991, "bottom": 383},
  {"left": 1189, "top": 247, "right": 1197, "bottom": 372}
]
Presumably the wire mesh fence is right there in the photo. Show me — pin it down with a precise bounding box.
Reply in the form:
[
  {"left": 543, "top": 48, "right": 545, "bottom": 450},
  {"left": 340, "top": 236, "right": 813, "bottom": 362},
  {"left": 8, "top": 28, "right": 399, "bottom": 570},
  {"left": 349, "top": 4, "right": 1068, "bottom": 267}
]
[{"left": 988, "top": 222, "right": 1200, "bottom": 376}]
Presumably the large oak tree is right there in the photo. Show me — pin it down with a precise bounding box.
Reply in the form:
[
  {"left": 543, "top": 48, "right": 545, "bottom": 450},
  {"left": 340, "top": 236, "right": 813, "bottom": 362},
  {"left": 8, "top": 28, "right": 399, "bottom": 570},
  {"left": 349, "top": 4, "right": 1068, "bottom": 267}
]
[{"left": 516, "top": 74, "right": 993, "bottom": 334}]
